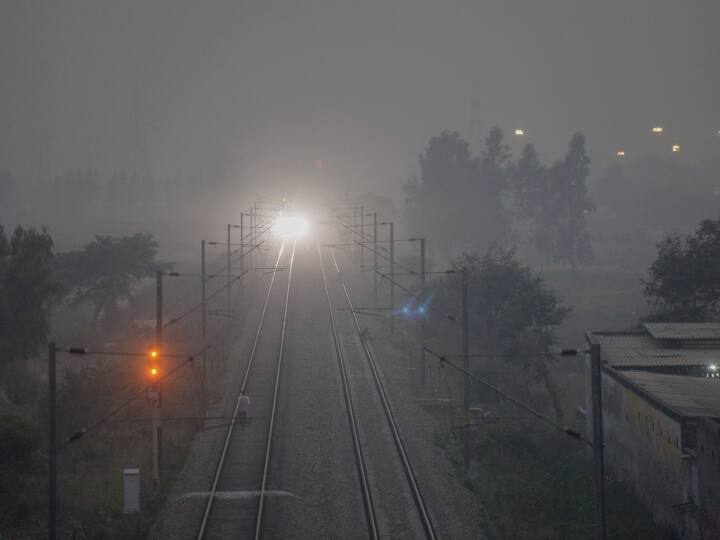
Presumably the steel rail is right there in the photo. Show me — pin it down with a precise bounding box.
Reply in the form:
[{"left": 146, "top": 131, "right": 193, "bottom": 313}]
[
  {"left": 196, "top": 241, "right": 288, "bottom": 539},
  {"left": 317, "top": 242, "right": 380, "bottom": 540},
  {"left": 253, "top": 239, "right": 296, "bottom": 539},
  {"left": 327, "top": 247, "right": 438, "bottom": 540}
]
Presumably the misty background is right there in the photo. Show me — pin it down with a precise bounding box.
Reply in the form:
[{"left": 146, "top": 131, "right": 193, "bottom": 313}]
[
  {"left": 1, "top": 0, "right": 719, "bottom": 276},
  {"left": 2, "top": 3, "right": 720, "bottom": 537},
  {"left": 3, "top": 1, "right": 719, "bottom": 192}
]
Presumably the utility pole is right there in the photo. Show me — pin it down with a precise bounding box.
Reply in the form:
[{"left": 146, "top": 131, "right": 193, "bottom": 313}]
[
  {"left": 590, "top": 342, "right": 607, "bottom": 540},
  {"left": 227, "top": 224, "right": 231, "bottom": 310},
  {"left": 240, "top": 212, "right": 245, "bottom": 303},
  {"left": 249, "top": 205, "right": 254, "bottom": 271},
  {"left": 201, "top": 240, "right": 207, "bottom": 413},
  {"left": 201, "top": 240, "right": 207, "bottom": 340},
  {"left": 419, "top": 238, "right": 426, "bottom": 385},
  {"left": 227, "top": 223, "right": 241, "bottom": 310},
  {"left": 360, "top": 206, "right": 364, "bottom": 279},
  {"left": 153, "top": 270, "right": 163, "bottom": 490},
  {"left": 462, "top": 266, "right": 470, "bottom": 474},
  {"left": 353, "top": 205, "right": 359, "bottom": 255},
  {"left": 48, "top": 342, "right": 56, "bottom": 540},
  {"left": 373, "top": 213, "right": 378, "bottom": 306},
  {"left": 253, "top": 201, "right": 258, "bottom": 269},
  {"left": 389, "top": 221, "right": 395, "bottom": 335},
  {"left": 156, "top": 270, "right": 163, "bottom": 347}
]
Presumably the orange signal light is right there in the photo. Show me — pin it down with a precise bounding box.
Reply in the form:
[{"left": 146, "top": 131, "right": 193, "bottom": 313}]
[
  {"left": 148, "top": 366, "right": 159, "bottom": 378},
  {"left": 149, "top": 349, "right": 158, "bottom": 359}
]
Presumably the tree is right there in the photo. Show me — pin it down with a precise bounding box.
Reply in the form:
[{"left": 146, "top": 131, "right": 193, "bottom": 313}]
[
  {"left": 511, "top": 135, "right": 595, "bottom": 267},
  {"left": 510, "top": 144, "right": 556, "bottom": 263},
  {"left": 404, "top": 131, "right": 481, "bottom": 253},
  {"left": 55, "top": 234, "right": 170, "bottom": 323},
  {"left": 644, "top": 218, "right": 720, "bottom": 321},
  {"left": 438, "top": 249, "right": 570, "bottom": 424},
  {"left": 404, "top": 128, "right": 511, "bottom": 256},
  {"left": 0, "top": 414, "right": 44, "bottom": 532},
  {"left": 477, "top": 127, "right": 512, "bottom": 244},
  {"left": 435, "top": 247, "right": 571, "bottom": 423},
  {"left": 0, "top": 226, "right": 56, "bottom": 366},
  {"left": 548, "top": 133, "right": 594, "bottom": 267},
  {"left": 511, "top": 143, "right": 543, "bottom": 219}
]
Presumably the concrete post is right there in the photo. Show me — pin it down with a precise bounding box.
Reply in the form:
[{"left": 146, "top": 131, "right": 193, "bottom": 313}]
[
  {"left": 590, "top": 343, "right": 607, "bottom": 540},
  {"left": 48, "top": 342, "right": 57, "bottom": 540},
  {"left": 462, "top": 266, "right": 470, "bottom": 474}
]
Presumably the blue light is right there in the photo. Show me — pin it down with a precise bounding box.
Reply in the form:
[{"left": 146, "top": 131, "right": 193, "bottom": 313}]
[
  {"left": 402, "top": 306, "right": 410, "bottom": 315},
  {"left": 418, "top": 306, "right": 426, "bottom": 315}
]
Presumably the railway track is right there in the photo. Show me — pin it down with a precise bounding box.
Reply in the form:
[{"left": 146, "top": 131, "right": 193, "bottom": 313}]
[
  {"left": 319, "top": 242, "right": 437, "bottom": 540},
  {"left": 197, "top": 239, "right": 296, "bottom": 540}
]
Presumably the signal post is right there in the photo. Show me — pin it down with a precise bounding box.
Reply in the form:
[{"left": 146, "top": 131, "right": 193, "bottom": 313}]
[{"left": 152, "top": 271, "right": 164, "bottom": 489}]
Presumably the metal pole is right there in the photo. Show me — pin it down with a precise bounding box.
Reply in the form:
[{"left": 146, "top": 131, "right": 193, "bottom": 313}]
[
  {"left": 227, "top": 223, "right": 232, "bottom": 310},
  {"left": 462, "top": 266, "right": 470, "bottom": 474},
  {"left": 419, "top": 238, "right": 426, "bottom": 385},
  {"left": 240, "top": 212, "right": 245, "bottom": 302},
  {"left": 48, "top": 342, "right": 56, "bottom": 540},
  {"left": 373, "top": 213, "right": 378, "bottom": 306},
  {"left": 201, "top": 240, "right": 207, "bottom": 340},
  {"left": 253, "top": 201, "right": 258, "bottom": 269},
  {"left": 360, "top": 206, "right": 364, "bottom": 279},
  {"left": 353, "top": 206, "right": 358, "bottom": 254},
  {"left": 156, "top": 270, "right": 163, "bottom": 347},
  {"left": 153, "top": 271, "right": 163, "bottom": 490},
  {"left": 389, "top": 222, "right": 395, "bottom": 336},
  {"left": 591, "top": 343, "right": 607, "bottom": 540},
  {"left": 201, "top": 240, "right": 207, "bottom": 413}
]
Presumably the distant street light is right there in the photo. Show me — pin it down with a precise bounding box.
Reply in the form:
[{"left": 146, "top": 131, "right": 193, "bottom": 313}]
[
  {"left": 514, "top": 129, "right": 525, "bottom": 136},
  {"left": 616, "top": 150, "right": 625, "bottom": 157},
  {"left": 652, "top": 126, "right": 664, "bottom": 134},
  {"left": 672, "top": 144, "right": 680, "bottom": 152}
]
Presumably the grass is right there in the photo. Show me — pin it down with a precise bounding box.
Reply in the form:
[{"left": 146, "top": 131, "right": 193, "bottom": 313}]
[
  {"left": 435, "top": 422, "right": 677, "bottom": 540},
  {"left": 1, "top": 277, "right": 247, "bottom": 539}
]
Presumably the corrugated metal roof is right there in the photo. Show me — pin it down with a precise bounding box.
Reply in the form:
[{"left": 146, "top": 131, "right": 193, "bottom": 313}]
[
  {"left": 644, "top": 322, "right": 720, "bottom": 340},
  {"left": 621, "top": 371, "right": 720, "bottom": 418},
  {"left": 590, "top": 332, "right": 720, "bottom": 368},
  {"left": 602, "top": 348, "right": 719, "bottom": 368}
]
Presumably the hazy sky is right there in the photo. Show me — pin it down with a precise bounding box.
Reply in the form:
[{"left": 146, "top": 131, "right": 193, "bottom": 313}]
[{"left": 2, "top": 0, "right": 718, "bottom": 197}]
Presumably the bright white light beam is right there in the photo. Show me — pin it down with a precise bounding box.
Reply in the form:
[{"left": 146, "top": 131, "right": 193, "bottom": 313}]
[{"left": 273, "top": 214, "right": 310, "bottom": 238}]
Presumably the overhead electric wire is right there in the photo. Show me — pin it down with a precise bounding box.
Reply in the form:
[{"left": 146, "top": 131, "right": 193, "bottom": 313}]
[
  {"left": 63, "top": 345, "right": 211, "bottom": 445},
  {"left": 163, "top": 272, "right": 248, "bottom": 328},
  {"left": 163, "top": 211, "right": 281, "bottom": 330},
  {"left": 326, "top": 246, "right": 438, "bottom": 540},
  {"left": 197, "top": 240, "right": 291, "bottom": 539},
  {"left": 334, "top": 218, "right": 422, "bottom": 279},
  {"left": 318, "top": 242, "right": 380, "bottom": 540},
  {"left": 423, "top": 346, "right": 586, "bottom": 444}
]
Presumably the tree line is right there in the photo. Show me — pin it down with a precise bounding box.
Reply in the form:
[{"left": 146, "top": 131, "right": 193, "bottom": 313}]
[
  {"left": 1, "top": 228, "right": 166, "bottom": 377},
  {"left": 404, "top": 128, "right": 594, "bottom": 268}
]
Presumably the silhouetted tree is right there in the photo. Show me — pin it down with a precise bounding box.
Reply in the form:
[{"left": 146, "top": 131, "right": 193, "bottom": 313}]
[
  {"left": 55, "top": 233, "right": 170, "bottom": 323},
  {"left": 404, "top": 129, "right": 511, "bottom": 255},
  {"left": 513, "top": 135, "right": 594, "bottom": 267},
  {"left": 511, "top": 144, "right": 543, "bottom": 218},
  {"left": 510, "top": 144, "right": 556, "bottom": 262},
  {"left": 477, "top": 126, "right": 512, "bottom": 243},
  {"left": 644, "top": 218, "right": 720, "bottom": 321},
  {"left": 433, "top": 247, "right": 571, "bottom": 423},
  {"left": 548, "top": 133, "right": 594, "bottom": 267},
  {"left": 404, "top": 131, "right": 479, "bottom": 251},
  {"left": 0, "top": 226, "right": 56, "bottom": 367},
  {"left": 0, "top": 414, "right": 44, "bottom": 531}
]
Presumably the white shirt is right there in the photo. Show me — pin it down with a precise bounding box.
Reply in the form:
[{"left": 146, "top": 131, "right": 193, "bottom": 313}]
[{"left": 238, "top": 395, "right": 251, "bottom": 415}]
